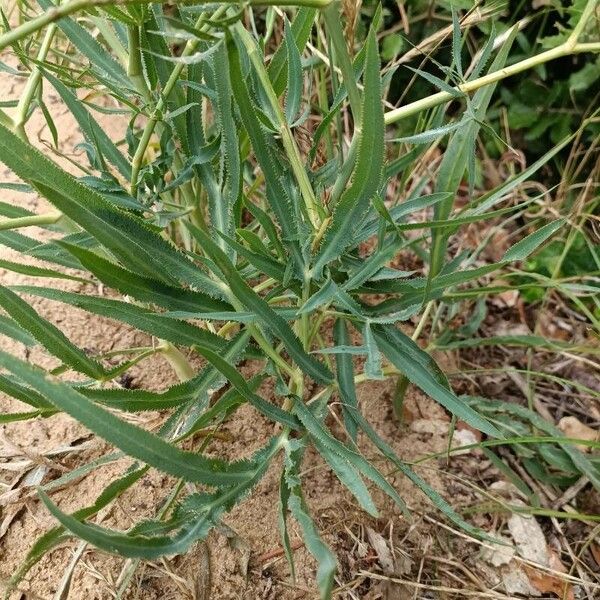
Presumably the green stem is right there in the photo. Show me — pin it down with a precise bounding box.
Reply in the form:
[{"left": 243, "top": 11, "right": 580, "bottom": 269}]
[
  {"left": 13, "top": 22, "right": 57, "bottom": 140},
  {"left": 384, "top": 40, "right": 600, "bottom": 126},
  {"left": 567, "top": 0, "right": 597, "bottom": 47},
  {"left": 92, "top": 16, "right": 128, "bottom": 65},
  {"left": 0, "top": 210, "right": 62, "bottom": 231}
]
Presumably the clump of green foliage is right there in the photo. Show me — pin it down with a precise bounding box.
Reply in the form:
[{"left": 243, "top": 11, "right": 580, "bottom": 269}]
[{"left": 0, "top": 0, "right": 598, "bottom": 597}]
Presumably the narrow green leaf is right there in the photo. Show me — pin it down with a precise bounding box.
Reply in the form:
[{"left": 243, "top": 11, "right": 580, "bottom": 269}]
[
  {"left": 9, "top": 467, "right": 146, "bottom": 593},
  {"left": 228, "top": 39, "right": 304, "bottom": 273},
  {"left": 362, "top": 322, "right": 384, "bottom": 380},
  {"left": 0, "top": 257, "right": 88, "bottom": 283},
  {"left": 282, "top": 440, "right": 337, "bottom": 599},
  {"left": 0, "top": 374, "right": 53, "bottom": 409},
  {"left": 0, "top": 352, "right": 254, "bottom": 485},
  {"left": 43, "top": 70, "right": 131, "bottom": 180},
  {"left": 294, "top": 398, "right": 407, "bottom": 515},
  {"left": 284, "top": 18, "right": 302, "bottom": 125},
  {"left": 391, "top": 121, "right": 463, "bottom": 145},
  {"left": 503, "top": 220, "right": 564, "bottom": 262},
  {"left": 193, "top": 345, "right": 301, "bottom": 430},
  {"left": 0, "top": 285, "right": 105, "bottom": 378},
  {"left": 37, "top": 436, "right": 282, "bottom": 558},
  {"left": 211, "top": 40, "right": 240, "bottom": 258},
  {"left": 58, "top": 242, "right": 230, "bottom": 313},
  {"left": 374, "top": 325, "right": 501, "bottom": 438},
  {"left": 298, "top": 278, "right": 338, "bottom": 315},
  {"left": 37, "top": 0, "right": 131, "bottom": 88},
  {"left": 334, "top": 319, "right": 358, "bottom": 442},
  {"left": 0, "top": 121, "right": 216, "bottom": 291},
  {"left": 313, "top": 28, "right": 384, "bottom": 274},
  {"left": 452, "top": 8, "right": 463, "bottom": 79},
  {"left": 407, "top": 66, "right": 463, "bottom": 98},
  {"left": 268, "top": 8, "right": 315, "bottom": 97},
  {"left": 0, "top": 313, "right": 37, "bottom": 346},
  {"left": 13, "top": 285, "right": 228, "bottom": 352}
]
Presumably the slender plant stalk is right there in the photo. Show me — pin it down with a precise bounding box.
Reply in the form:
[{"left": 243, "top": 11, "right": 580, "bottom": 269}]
[
  {"left": 384, "top": 41, "right": 600, "bottom": 126},
  {"left": 91, "top": 16, "right": 128, "bottom": 65},
  {"left": 0, "top": 210, "right": 62, "bottom": 230},
  {"left": 126, "top": 25, "right": 147, "bottom": 100},
  {"left": 13, "top": 23, "right": 57, "bottom": 140}
]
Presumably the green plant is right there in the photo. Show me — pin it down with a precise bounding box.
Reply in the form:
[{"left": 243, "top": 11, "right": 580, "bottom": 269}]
[{"left": 0, "top": 0, "right": 599, "bottom": 597}]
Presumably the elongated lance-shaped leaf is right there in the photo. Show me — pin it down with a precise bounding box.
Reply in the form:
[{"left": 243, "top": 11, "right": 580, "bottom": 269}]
[
  {"left": 0, "top": 314, "right": 37, "bottom": 346},
  {"left": 268, "top": 8, "right": 316, "bottom": 97},
  {"left": 407, "top": 66, "right": 464, "bottom": 98},
  {"left": 37, "top": 0, "right": 131, "bottom": 89},
  {"left": 334, "top": 319, "right": 359, "bottom": 442},
  {"left": 37, "top": 435, "right": 283, "bottom": 558},
  {"left": 184, "top": 63, "right": 224, "bottom": 238},
  {"left": 186, "top": 223, "right": 333, "bottom": 385},
  {"left": 451, "top": 8, "right": 463, "bottom": 79},
  {"left": 0, "top": 257, "right": 88, "bottom": 283},
  {"left": 193, "top": 345, "right": 301, "bottom": 430},
  {"left": 333, "top": 332, "right": 496, "bottom": 539},
  {"left": 281, "top": 438, "right": 337, "bottom": 599},
  {"left": 373, "top": 325, "right": 501, "bottom": 437},
  {"left": 463, "top": 134, "right": 574, "bottom": 216},
  {"left": 57, "top": 242, "right": 231, "bottom": 313},
  {"left": 465, "top": 397, "right": 600, "bottom": 491},
  {"left": 430, "top": 27, "right": 518, "bottom": 278},
  {"left": 283, "top": 18, "right": 302, "bottom": 125},
  {"left": 217, "top": 231, "right": 290, "bottom": 288},
  {"left": 177, "top": 374, "right": 266, "bottom": 437},
  {"left": 8, "top": 467, "right": 147, "bottom": 594},
  {"left": 362, "top": 321, "right": 384, "bottom": 380},
  {"left": 391, "top": 121, "right": 463, "bottom": 145},
  {"left": 243, "top": 197, "right": 286, "bottom": 259},
  {"left": 0, "top": 285, "right": 106, "bottom": 379},
  {"left": 81, "top": 331, "right": 254, "bottom": 413},
  {"left": 228, "top": 38, "right": 305, "bottom": 274},
  {"left": 42, "top": 70, "right": 131, "bottom": 180},
  {"left": 144, "top": 6, "right": 191, "bottom": 153},
  {"left": 210, "top": 40, "right": 240, "bottom": 259},
  {"left": 312, "top": 27, "right": 384, "bottom": 276},
  {"left": 503, "top": 220, "right": 564, "bottom": 262},
  {"left": 354, "top": 192, "right": 451, "bottom": 245},
  {"left": 13, "top": 286, "right": 228, "bottom": 353},
  {"left": 0, "top": 121, "right": 220, "bottom": 292},
  {"left": 293, "top": 398, "right": 408, "bottom": 515},
  {"left": 0, "top": 374, "right": 52, "bottom": 410},
  {"left": 0, "top": 351, "right": 256, "bottom": 486}
]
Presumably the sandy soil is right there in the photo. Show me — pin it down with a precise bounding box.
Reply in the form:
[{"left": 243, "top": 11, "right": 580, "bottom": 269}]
[{"left": 0, "top": 36, "right": 465, "bottom": 600}]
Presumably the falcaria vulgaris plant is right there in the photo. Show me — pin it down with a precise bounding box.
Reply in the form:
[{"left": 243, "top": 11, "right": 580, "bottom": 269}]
[{"left": 0, "top": 0, "right": 599, "bottom": 596}]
